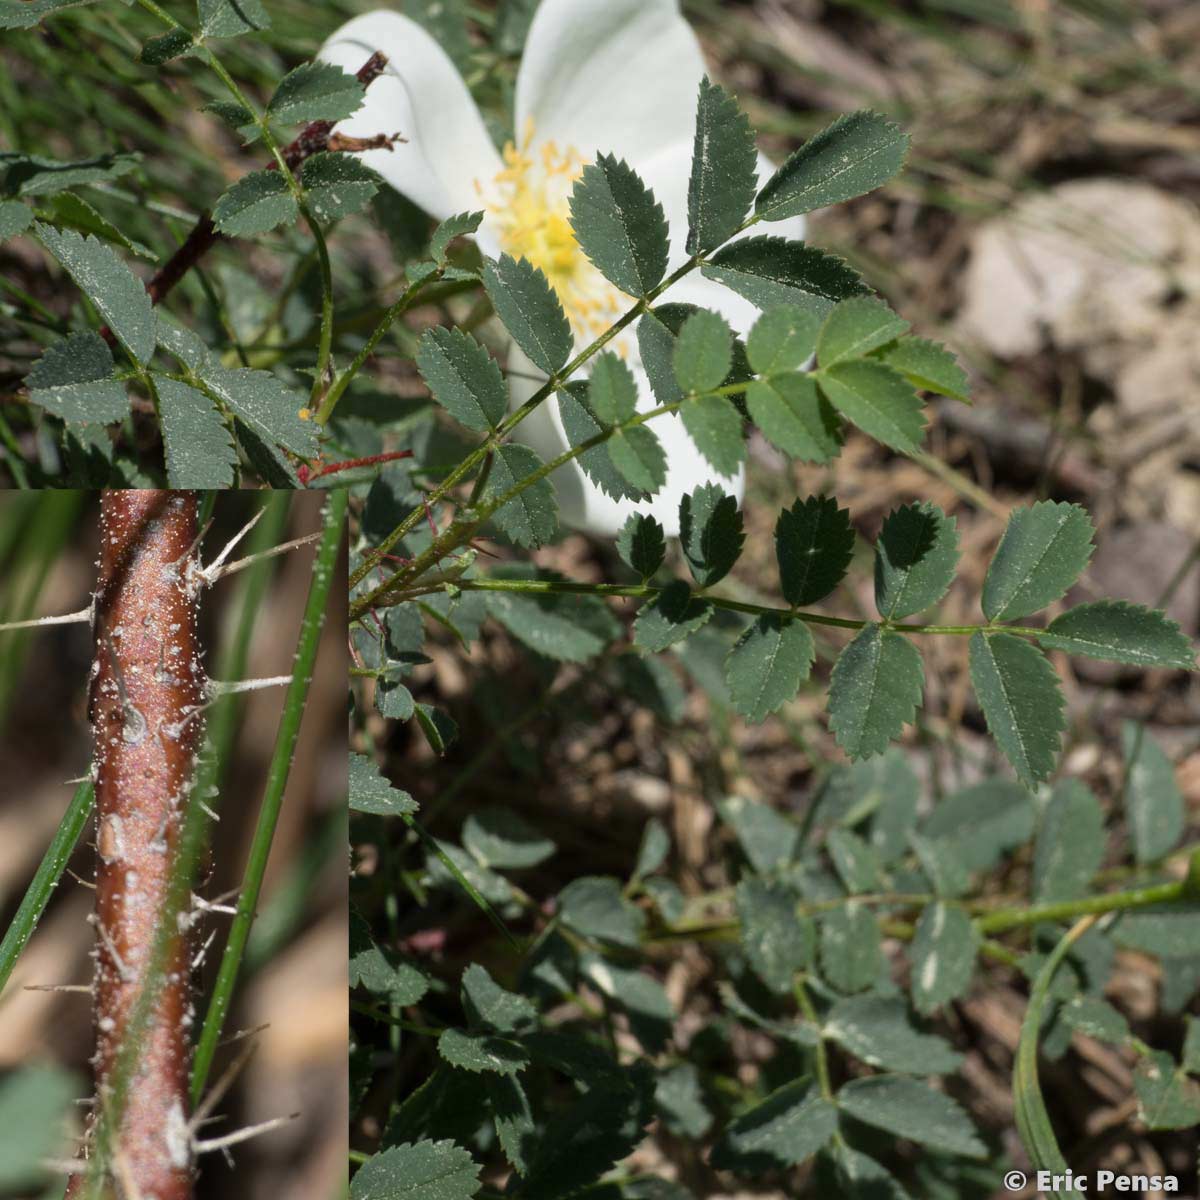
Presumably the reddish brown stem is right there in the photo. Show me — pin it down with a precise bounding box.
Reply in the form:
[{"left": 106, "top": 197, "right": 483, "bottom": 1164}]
[
  {"left": 296, "top": 448, "right": 413, "bottom": 485},
  {"left": 69, "top": 492, "right": 205, "bottom": 1200},
  {"left": 97, "top": 51, "right": 389, "bottom": 345}
]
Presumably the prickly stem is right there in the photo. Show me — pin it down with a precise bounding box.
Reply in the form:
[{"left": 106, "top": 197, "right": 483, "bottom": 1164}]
[{"left": 70, "top": 491, "right": 204, "bottom": 1200}]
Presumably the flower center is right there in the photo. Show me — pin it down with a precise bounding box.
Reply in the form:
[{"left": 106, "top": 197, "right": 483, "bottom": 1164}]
[{"left": 482, "top": 120, "right": 631, "bottom": 348}]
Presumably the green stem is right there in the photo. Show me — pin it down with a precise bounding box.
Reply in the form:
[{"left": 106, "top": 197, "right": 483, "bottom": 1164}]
[
  {"left": 976, "top": 878, "right": 1187, "bottom": 934},
  {"left": 0, "top": 780, "right": 95, "bottom": 998},
  {"left": 190, "top": 489, "right": 347, "bottom": 1103},
  {"left": 351, "top": 1001, "right": 444, "bottom": 1038},
  {"left": 794, "top": 978, "right": 833, "bottom": 1100},
  {"left": 306, "top": 210, "right": 336, "bottom": 410}
]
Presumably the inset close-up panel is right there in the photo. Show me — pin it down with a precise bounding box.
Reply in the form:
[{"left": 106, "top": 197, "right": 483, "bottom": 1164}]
[{"left": 0, "top": 490, "right": 347, "bottom": 1200}]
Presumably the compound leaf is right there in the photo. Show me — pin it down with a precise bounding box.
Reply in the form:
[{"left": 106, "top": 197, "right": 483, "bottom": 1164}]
[
  {"left": 300, "top": 152, "right": 380, "bottom": 222},
  {"left": 824, "top": 995, "right": 962, "bottom": 1074},
  {"left": 617, "top": 513, "right": 665, "bottom": 578},
  {"left": 1033, "top": 779, "right": 1105, "bottom": 903}
]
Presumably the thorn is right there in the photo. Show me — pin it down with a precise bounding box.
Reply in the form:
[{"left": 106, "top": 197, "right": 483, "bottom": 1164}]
[
  {"left": 67, "top": 869, "right": 96, "bottom": 890},
  {"left": 191, "top": 1038, "right": 257, "bottom": 1130},
  {"left": 218, "top": 1021, "right": 270, "bottom": 1049},
  {"left": 205, "top": 675, "right": 293, "bottom": 698},
  {"left": 202, "top": 507, "right": 265, "bottom": 578},
  {"left": 193, "top": 1113, "right": 297, "bottom": 1158},
  {"left": 202, "top": 531, "right": 324, "bottom": 585},
  {"left": 191, "top": 929, "right": 217, "bottom": 971},
  {"left": 0, "top": 606, "right": 93, "bottom": 633},
  {"left": 181, "top": 515, "right": 215, "bottom": 567},
  {"left": 89, "top": 917, "right": 132, "bottom": 985},
  {"left": 24, "top": 983, "right": 91, "bottom": 993}
]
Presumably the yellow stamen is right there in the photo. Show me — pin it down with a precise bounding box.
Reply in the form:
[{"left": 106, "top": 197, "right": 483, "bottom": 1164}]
[{"left": 481, "top": 119, "right": 632, "bottom": 349}]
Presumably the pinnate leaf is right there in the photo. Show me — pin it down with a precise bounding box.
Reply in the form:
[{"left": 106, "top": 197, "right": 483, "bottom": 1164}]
[
  {"left": 680, "top": 483, "right": 743, "bottom": 586},
  {"left": 836, "top": 1075, "right": 985, "bottom": 1157},
  {"left": 350, "top": 1139, "right": 480, "bottom": 1200},
  {"left": 829, "top": 624, "right": 924, "bottom": 759},
  {"left": 617, "top": 513, "right": 665, "bottom": 578},
  {"left": 818, "top": 298, "right": 910, "bottom": 368},
  {"left": 1040, "top": 601, "right": 1195, "bottom": 670},
  {"left": 874, "top": 502, "right": 959, "bottom": 619},
  {"left": 817, "top": 359, "right": 925, "bottom": 453},
  {"left": 156, "top": 377, "right": 237, "bottom": 488},
  {"left": 483, "top": 254, "right": 572, "bottom": 375},
  {"left": 910, "top": 901, "right": 978, "bottom": 1015},
  {"left": 268, "top": 61, "right": 364, "bottom": 125},
  {"left": 569, "top": 154, "right": 668, "bottom": 297},
  {"left": 25, "top": 332, "right": 127, "bottom": 424},
  {"left": 212, "top": 170, "right": 297, "bottom": 236},
  {"left": 687, "top": 78, "right": 758, "bottom": 255},
  {"left": 140, "top": 28, "right": 194, "bottom": 65},
  {"left": 417, "top": 326, "right": 507, "bottom": 432},
  {"left": 35, "top": 224, "right": 155, "bottom": 363},
  {"left": 756, "top": 110, "right": 909, "bottom": 221},
  {"left": 982, "top": 501, "right": 1094, "bottom": 621},
  {"left": 726, "top": 615, "right": 813, "bottom": 723},
  {"left": 1122, "top": 722, "right": 1183, "bottom": 865},
  {"left": 710, "top": 1081, "right": 837, "bottom": 1173},
  {"left": 775, "top": 495, "right": 856, "bottom": 606},
  {"left": 703, "top": 235, "right": 866, "bottom": 316},
  {"left": 968, "top": 632, "right": 1064, "bottom": 787},
  {"left": 483, "top": 443, "right": 558, "bottom": 547},
  {"left": 300, "top": 153, "right": 379, "bottom": 221},
  {"left": 746, "top": 374, "right": 841, "bottom": 463}
]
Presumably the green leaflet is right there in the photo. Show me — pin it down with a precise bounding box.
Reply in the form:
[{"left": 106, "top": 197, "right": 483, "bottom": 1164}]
[
  {"left": 437, "top": 1028, "right": 528, "bottom": 1076},
  {"left": 156, "top": 377, "right": 237, "bottom": 489},
  {"left": 672, "top": 308, "right": 733, "bottom": 394},
  {"left": 877, "top": 334, "right": 970, "bottom": 402},
  {"left": 679, "top": 483, "right": 744, "bottom": 586},
  {"left": 0, "top": 150, "right": 140, "bottom": 197},
  {"left": 817, "top": 359, "right": 926, "bottom": 454},
  {"left": 200, "top": 365, "right": 319, "bottom": 456},
  {"left": 463, "top": 807, "right": 555, "bottom": 871},
  {"left": 680, "top": 394, "right": 744, "bottom": 476},
  {"left": 268, "top": 62, "right": 365, "bottom": 125},
  {"left": 558, "top": 383, "right": 641, "bottom": 501},
  {"left": 212, "top": 170, "right": 298, "bottom": 236},
  {"left": 487, "top": 1074, "right": 534, "bottom": 1175},
  {"left": 828, "top": 624, "right": 924, "bottom": 760},
  {"left": 1032, "top": 779, "right": 1105, "bottom": 902},
  {"left": 430, "top": 211, "right": 483, "bottom": 264},
  {"left": 729, "top": 878, "right": 816, "bottom": 998},
  {"left": 874, "top": 502, "right": 959, "bottom": 619},
  {"left": 632, "top": 582, "right": 712, "bottom": 652},
  {"left": 715, "top": 795, "right": 800, "bottom": 874},
  {"left": 746, "top": 305, "right": 822, "bottom": 374},
  {"left": 818, "top": 298, "right": 910, "bottom": 368},
  {"left": 687, "top": 78, "right": 758, "bottom": 255},
  {"left": 655, "top": 1062, "right": 713, "bottom": 1140},
  {"left": 910, "top": 902, "right": 978, "bottom": 1015},
  {"left": 1040, "top": 600, "right": 1195, "bottom": 670},
  {"left": 416, "top": 326, "right": 508, "bottom": 432},
  {"left": 608, "top": 426, "right": 667, "bottom": 495},
  {"left": 710, "top": 1081, "right": 837, "bottom": 1173},
  {"left": 0, "top": 200, "right": 31, "bottom": 241},
  {"left": 348, "top": 753, "right": 416, "bottom": 816},
  {"left": 702, "top": 236, "right": 866, "bottom": 316},
  {"left": 37, "top": 192, "right": 154, "bottom": 258},
  {"left": 775, "top": 495, "right": 856, "bottom": 606},
  {"left": 819, "top": 902, "right": 882, "bottom": 992},
  {"left": 0, "top": 0, "right": 100, "bottom": 29},
  {"left": 837, "top": 1075, "right": 985, "bottom": 1158},
  {"left": 25, "top": 332, "right": 127, "bottom": 424},
  {"left": 350, "top": 1139, "right": 480, "bottom": 1200},
  {"left": 1134, "top": 1050, "right": 1200, "bottom": 1130},
  {"left": 483, "top": 254, "right": 573, "bottom": 376},
  {"left": 823, "top": 994, "right": 963, "bottom": 1074},
  {"left": 483, "top": 574, "right": 617, "bottom": 663},
  {"left": 300, "top": 153, "right": 380, "bottom": 222},
  {"left": 982, "top": 501, "right": 1094, "bottom": 621},
  {"left": 815, "top": 1144, "right": 911, "bottom": 1200},
  {"left": 616, "top": 513, "right": 665, "bottom": 579},
  {"left": 725, "top": 615, "right": 813, "bottom": 723},
  {"left": 568, "top": 153, "right": 668, "bottom": 297},
  {"left": 1122, "top": 722, "right": 1183, "bottom": 864},
  {"left": 756, "top": 109, "right": 909, "bottom": 221},
  {"left": 746, "top": 374, "right": 842, "bottom": 463},
  {"left": 557, "top": 877, "right": 644, "bottom": 948},
  {"left": 197, "top": 0, "right": 271, "bottom": 38},
  {"left": 0, "top": 1066, "right": 78, "bottom": 1191},
  {"left": 588, "top": 352, "right": 638, "bottom": 424},
  {"left": 34, "top": 223, "right": 156, "bottom": 363},
  {"left": 922, "top": 779, "right": 1034, "bottom": 873},
  {"left": 581, "top": 956, "right": 675, "bottom": 1053},
  {"left": 827, "top": 827, "right": 879, "bottom": 893},
  {"left": 483, "top": 443, "right": 558, "bottom": 547},
  {"left": 968, "top": 632, "right": 1064, "bottom": 787},
  {"left": 139, "top": 28, "right": 194, "bottom": 65},
  {"left": 462, "top": 963, "right": 537, "bottom": 1034}
]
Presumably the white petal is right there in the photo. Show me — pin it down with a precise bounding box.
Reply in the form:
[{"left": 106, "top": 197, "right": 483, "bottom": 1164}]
[
  {"left": 507, "top": 344, "right": 742, "bottom": 540},
  {"left": 516, "top": 0, "right": 705, "bottom": 175},
  {"left": 319, "top": 12, "right": 502, "bottom": 221}
]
